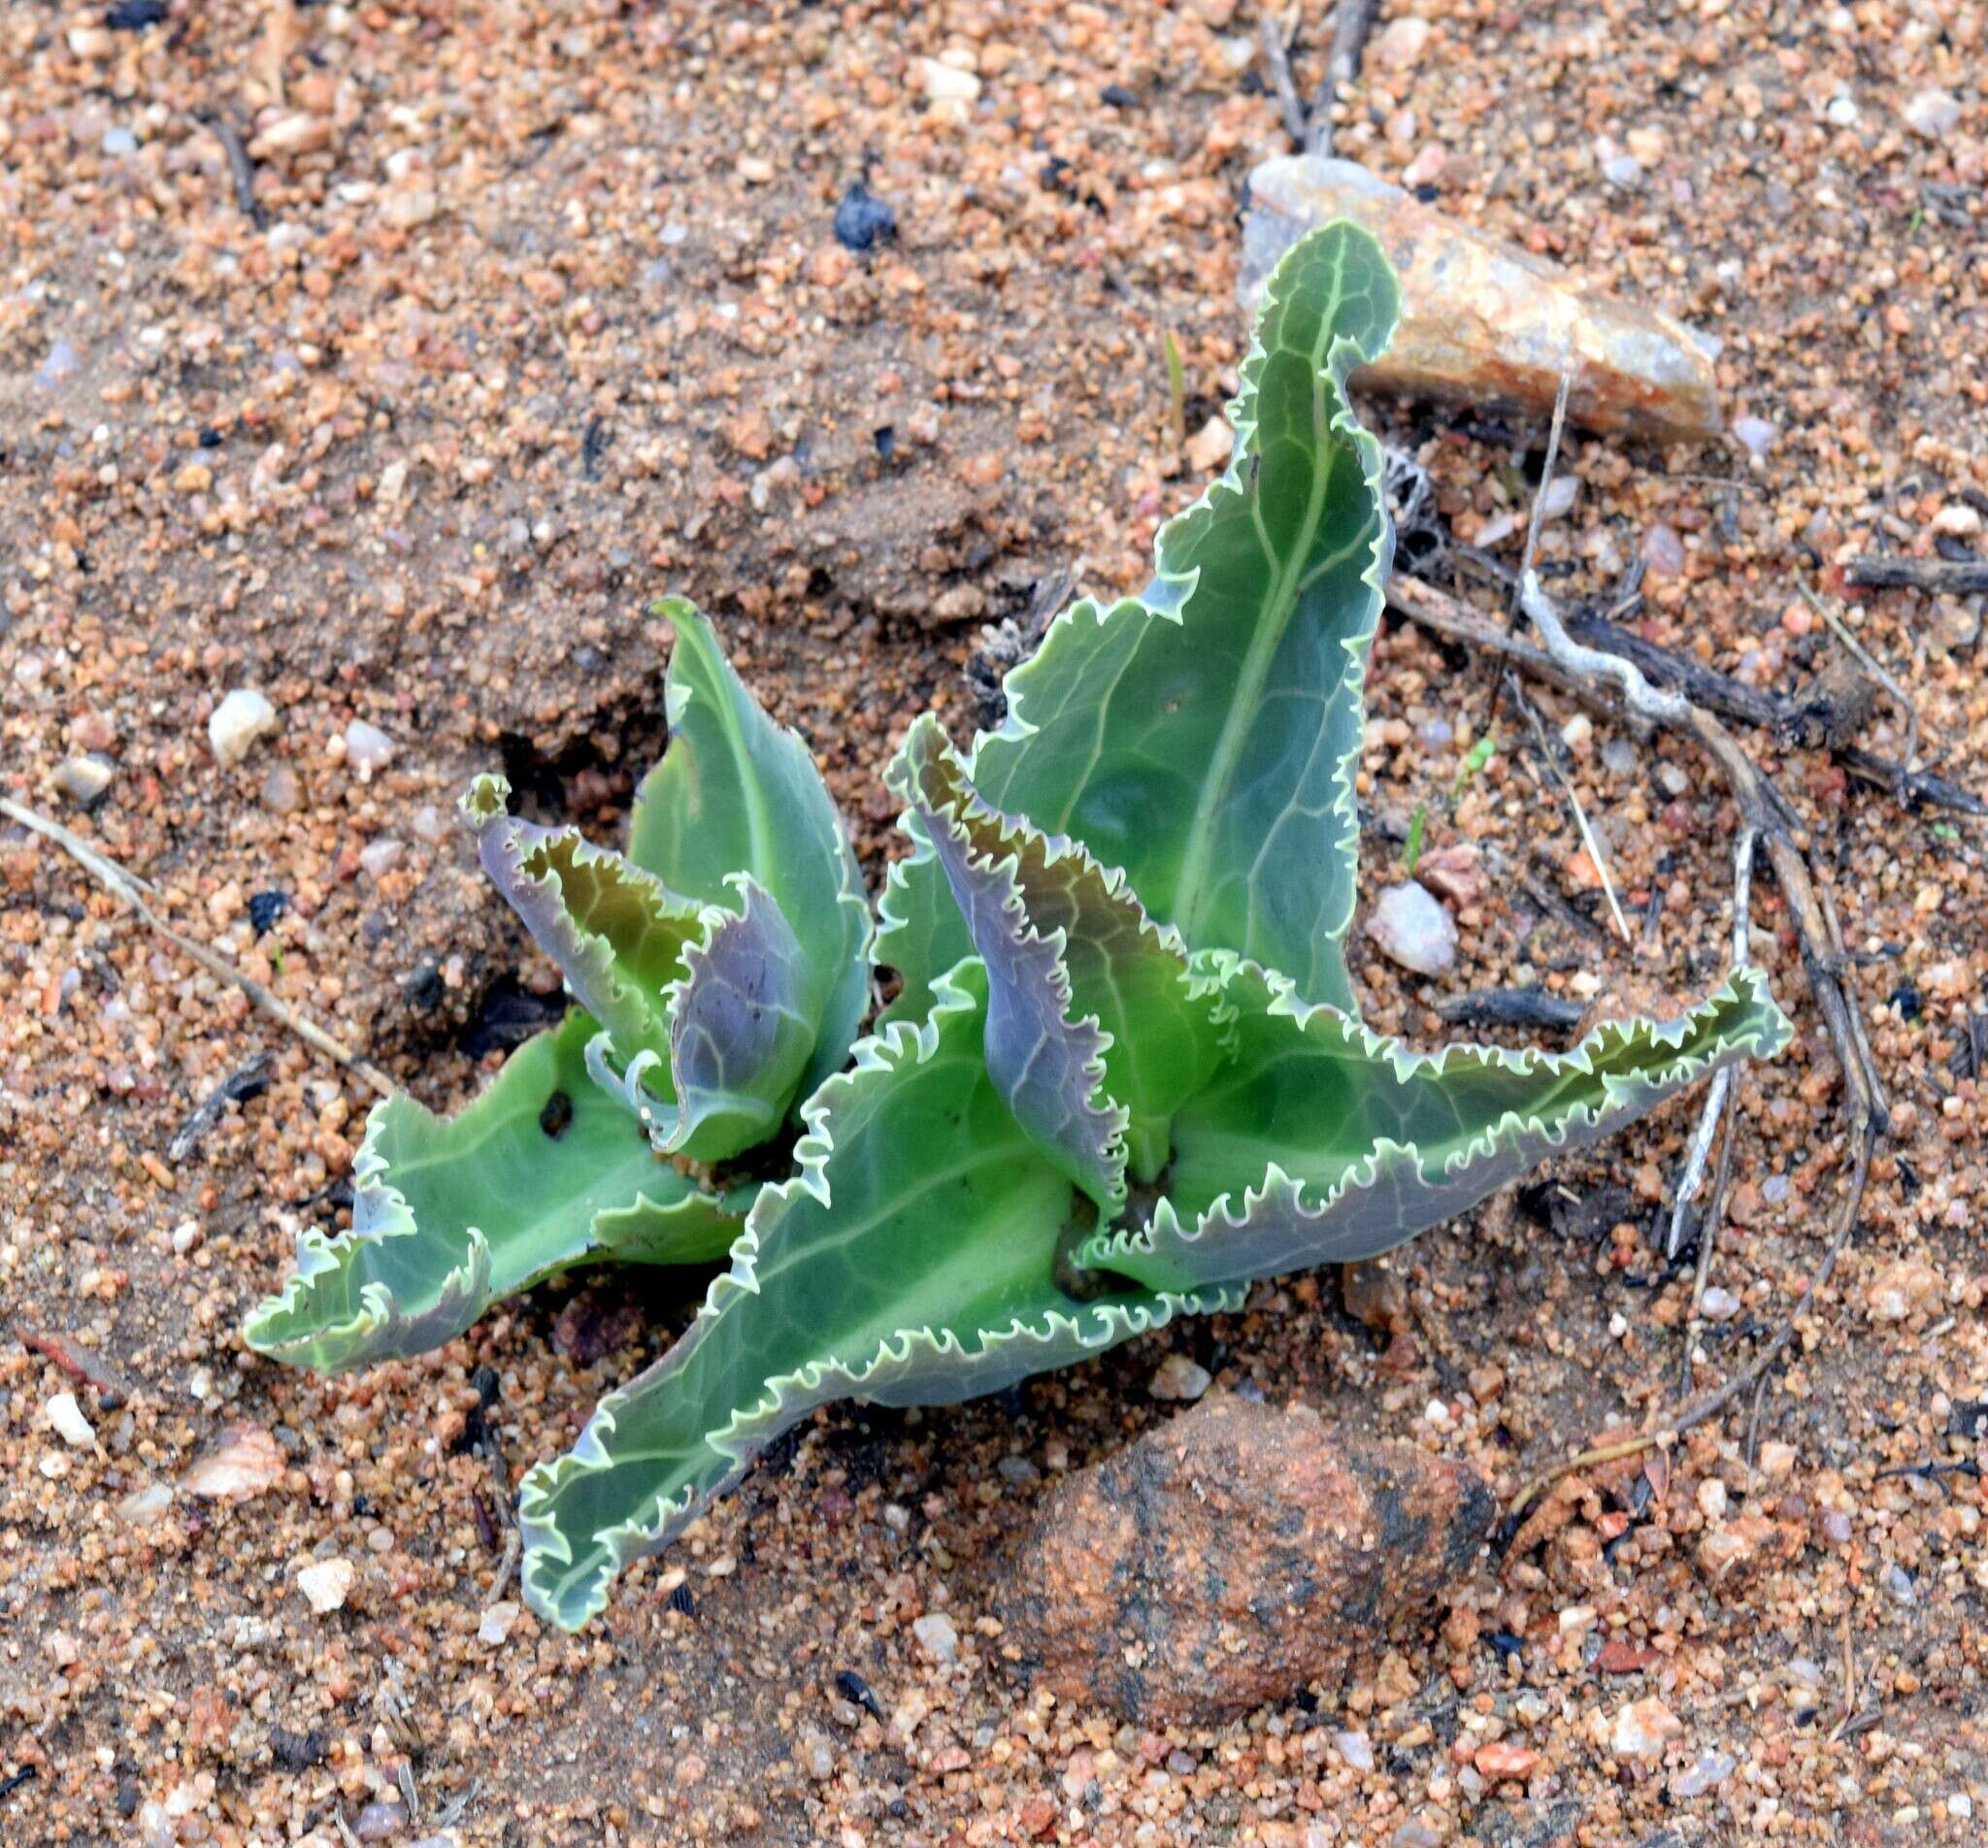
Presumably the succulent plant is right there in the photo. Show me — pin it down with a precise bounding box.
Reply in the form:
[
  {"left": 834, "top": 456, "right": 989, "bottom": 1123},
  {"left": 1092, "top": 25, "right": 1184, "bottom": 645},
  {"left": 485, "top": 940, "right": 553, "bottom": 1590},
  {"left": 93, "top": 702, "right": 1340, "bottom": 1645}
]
[{"left": 247, "top": 222, "right": 1790, "bottom": 1632}]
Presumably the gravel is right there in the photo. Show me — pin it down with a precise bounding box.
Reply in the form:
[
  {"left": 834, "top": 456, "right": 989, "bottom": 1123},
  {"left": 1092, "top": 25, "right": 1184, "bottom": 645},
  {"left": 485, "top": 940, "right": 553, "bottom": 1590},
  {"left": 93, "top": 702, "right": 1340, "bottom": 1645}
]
[{"left": 4, "top": 0, "right": 1984, "bottom": 1840}]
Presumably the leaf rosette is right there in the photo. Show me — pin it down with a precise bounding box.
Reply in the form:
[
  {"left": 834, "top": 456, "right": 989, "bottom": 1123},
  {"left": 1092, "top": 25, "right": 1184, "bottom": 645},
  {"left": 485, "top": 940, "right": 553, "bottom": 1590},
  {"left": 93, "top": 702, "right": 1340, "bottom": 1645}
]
[{"left": 247, "top": 222, "right": 1791, "bottom": 1632}]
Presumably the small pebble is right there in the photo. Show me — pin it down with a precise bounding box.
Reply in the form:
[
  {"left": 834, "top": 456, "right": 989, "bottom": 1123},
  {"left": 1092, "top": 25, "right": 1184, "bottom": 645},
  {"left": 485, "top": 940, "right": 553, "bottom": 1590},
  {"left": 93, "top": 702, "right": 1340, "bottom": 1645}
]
[
  {"left": 1184, "top": 414, "right": 1235, "bottom": 473},
  {"left": 260, "top": 761, "right": 301, "bottom": 813},
  {"left": 359, "top": 838, "right": 405, "bottom": 878},
  {"left": 1903, "top": 89, "right": 1961, "bottom": 142},
  {"left": 117, "top": 1481, "right": 174, "bottom": 1525},
  {"left": 1733, "top": 414, "right": 1779, "bottom": 457},
  {"left": 1336, "top": 1730, "right": 1375, "bottom": 1772},
  {"left": 1609, "top": 1696, "right": 1684, "bottom": 1761},
  {"left": 1641, "top": 523, "right": 1685, "bottom": 576},
  {"left": 344, "top": 719, "right": 397, "bottom": 778},
  {"left": 833, "top": 180, "right": 897, "bottom": 253},
  {"left": 180, "top": 1425, "right": 284, "bottom": 1501},
  {"left": 352, "top": 1799, "right": 408, "bottom": 1841},
  {"left": 1366, "top": 881, "right": 1458, "bottom": 976},
  {"left": 208, "top": 688, "right": 278, "bottom": 767},
  {"left": 52, "top": 755, "right": 115, "bottom": 805},
  {"left": 1373, "top": 16, "right": 1430, "bottom": 71},
  {"left": 1883, "top": 1563, "right": 1916, "bottom": 1607},
  {"left": 916, "top": 56, "right": 981, "bottom": 108},
  {"left": 1148, "top": 1354, "right": 1211, "bottom": 1402},
  {"left": 1672, "top": 1749, "right": 1737, "bottom": 1799},
  {"left": 912, "top": 1612, "right": 959, "bottom": 1663},
  {"left": 479, "top": 1601, "right": 519, "bottom": 1645},
  {"left": 47, "top": 1391, "right": 97, "bottom": 1449},
  {"left": 1758, "top": 1440, "right": 1797, "bottom": 1480},
  {"left": 997, "top": 1455, "right": 1042, "bottom": 1487},
  {"left": 35, "top": 337, "right": 82, "bottom": 391},
  {"left": 101, "top": 125, "right": 139, "bottom": 156},
  {"left": 295, "top": 1557, "right": 356, "bottom": 1614},
  {"left": 1699, "top": 1285, "right": 1741, "bottom": 1321}
]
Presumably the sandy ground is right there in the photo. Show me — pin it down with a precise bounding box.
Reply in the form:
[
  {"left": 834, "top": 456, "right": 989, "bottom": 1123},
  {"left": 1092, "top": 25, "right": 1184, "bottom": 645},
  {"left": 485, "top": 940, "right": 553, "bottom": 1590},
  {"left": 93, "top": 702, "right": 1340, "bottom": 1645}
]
[{"left": 3, "top": 2, "right": 1985, "bottom": 1844}]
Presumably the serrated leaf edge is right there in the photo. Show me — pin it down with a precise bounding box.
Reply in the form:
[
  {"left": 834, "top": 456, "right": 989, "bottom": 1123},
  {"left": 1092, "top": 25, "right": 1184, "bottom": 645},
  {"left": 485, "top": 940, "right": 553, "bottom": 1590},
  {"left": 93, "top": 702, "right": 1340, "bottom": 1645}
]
[
  {"left": 1081, "top": 963, "right": 1793, "bottom": 1281},
  {"left": 516, "top": 960, "right": 1247, "bottom": 1630}
]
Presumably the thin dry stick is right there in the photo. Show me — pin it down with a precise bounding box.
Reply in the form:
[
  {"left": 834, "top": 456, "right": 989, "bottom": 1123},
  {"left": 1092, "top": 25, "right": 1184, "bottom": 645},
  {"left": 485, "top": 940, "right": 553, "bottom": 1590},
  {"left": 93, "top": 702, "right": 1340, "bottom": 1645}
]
[
  {"left": 1514, "top": 681, "right": 1631, "bottom": 941},
  {"left": 1260, "top": 8, "right": 1309, "bottom": 147},
  {"left": 1481, "top": 571, "right": 1888, "bottom": 1515},
  {"left": 1801, "top": 580, "right": 1921, "bottom": 795},
  {"left": 2, "top": 795, "right": 392, "bottom": 1100},
  {"left": 1509, "top": 1118, "right": 1875, "bottom": 1517},
  {"left": 1513, "top": 372, "right": 1573, "bottom": 617},
  {"left": 1680, "top": 1079, "right": 1741, "bottom": 1398},
  {"left": 1385, "top": 574, "right": 1980, "bottom": 813},
  {"left": 1670, "top": 827, "right": 1756, "bottom": 1262},
  {"left": 1307, "top": 0, "right": 1381, "bottom": 154},
  {"left": 199, "top": 115, "right": 264, "bottom": 226}
]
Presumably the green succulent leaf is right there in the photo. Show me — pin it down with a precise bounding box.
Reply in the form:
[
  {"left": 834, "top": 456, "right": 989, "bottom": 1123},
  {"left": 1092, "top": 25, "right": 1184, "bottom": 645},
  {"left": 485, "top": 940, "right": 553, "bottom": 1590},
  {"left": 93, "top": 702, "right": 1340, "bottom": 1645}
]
[
  {"left": 969, "top": 220, "right": 1402, "bottom": 1012},
  {"left": 247, "top": 222, "right": 1799, "bottom": 1635},
  {"left": 517, "top": 959, "right": 1244, "bottom": 1632},
  {"left": 1078, "top": 960, "right": 1793, "bottom": 1291},
  {"left": 630, "top": 600, "right": 872, "bottom": 1093},
  {"left": 873, "top": 827, "right": 976, "bottom": 1029},
  {"left": 584, "top": 874, "right": 820, "bottom": 1162},
  {"left": 244, "top": 1010, "right": 743, "bottom": 1373},
  {"left": 887, "top": 713, "right": 1222, "bottom": 1193},
  {"left": 464, "top": 775, "right": 700, "bottom": 1070}
]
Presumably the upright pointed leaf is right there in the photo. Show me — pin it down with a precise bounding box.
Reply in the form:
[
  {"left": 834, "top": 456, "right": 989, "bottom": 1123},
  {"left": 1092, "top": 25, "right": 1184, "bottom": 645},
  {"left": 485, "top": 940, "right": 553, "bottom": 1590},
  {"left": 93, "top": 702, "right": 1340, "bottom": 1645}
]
[
  {"left": 464, "top": 775, "right": 699, "bottom": 1069},
  {"left": 587, "top": 877, "right": 818, "bottom": 1161},
  {"left": 630, "top": 601, "right": 872, "bottom": 1090},
  {"left": 887, "top": 715, "right": 1126, "bottom": 1211},
  {"left": 889, "top": 714, "right": 1221, "bottom": 1189},
  {"left": 1080, "top": 961, "right": 1793, "bottom": 1291},
  {"left": 245, "top": 1011, "right": 743, "bottom": 1373},
  {"left": 873, "top": 827, "right": 975, "bottom": 1028},
  {"left": 517, "top": 961, "right": 1243, "bottom": 1632},
  {"left": 970, "top": 222, "right": 1401, "bottom": 1009}
]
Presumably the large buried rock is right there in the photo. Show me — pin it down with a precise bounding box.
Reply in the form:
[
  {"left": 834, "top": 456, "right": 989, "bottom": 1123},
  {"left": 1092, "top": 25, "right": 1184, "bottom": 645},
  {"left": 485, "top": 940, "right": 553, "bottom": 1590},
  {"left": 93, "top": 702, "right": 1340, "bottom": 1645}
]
[
  {"left": 999, "top": 1394, "right": 1493, "bottom": 1723},
  {"left": 1240, "top": 153, "right": 1724, "bottom": 444}
]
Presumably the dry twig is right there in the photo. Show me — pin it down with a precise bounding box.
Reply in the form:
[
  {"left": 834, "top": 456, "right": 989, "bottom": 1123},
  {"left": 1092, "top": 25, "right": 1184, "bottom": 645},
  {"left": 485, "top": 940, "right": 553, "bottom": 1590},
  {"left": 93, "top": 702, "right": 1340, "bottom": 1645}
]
[
  {"left": 1512, "top": 677, "right": 1630, "bottom": 942},
  {"left": 1384, "top": 576, "right": 1982, "bottom": 814},
  {"left": 198, "top": 114, "right": 265, "bottom": 226},
  {"left": 1397, "top": 571, "right": 1890, "bottom": 1516},
  {"left": 1307, "top": 0, "right": 1382, "bottom": 155},
  {"left": 1436, "top": 986, "right": 1585, "bottom": 1033},
  {"left": 1260, "top": 9, "right": 1309, "bottom": 148},
  {"left": 1670, "top": 827, "right": 1755, "bottom": 1263},
  {"left": 1513, "top": 373, "right": 1573, "bottom": 614},
  {"left": 1, "top": 795, "right": 392, "bottom": 1099},
  {"left": 1844, "top": 555, "right": 1988, "bottom": 595}
]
